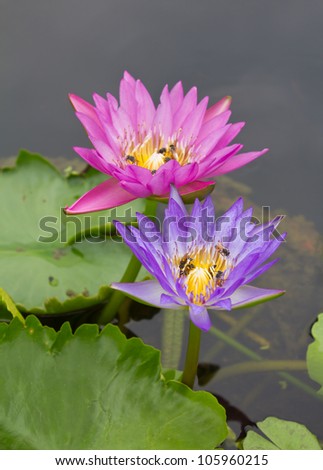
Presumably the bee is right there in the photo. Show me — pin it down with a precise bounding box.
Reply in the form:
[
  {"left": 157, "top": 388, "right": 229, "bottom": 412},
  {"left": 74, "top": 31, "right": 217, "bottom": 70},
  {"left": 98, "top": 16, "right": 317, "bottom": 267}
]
[
  {"left": 126, "top": 155, "right": 137, "bottom": 164},
  {"left": 179, "top": 256, "right": 195, "bottom": 276},
  {"left": 157, "top": 147, "right": 167, "bottom": 155},
  {"left": 216, "top": 242, "right": 230, "bottom": 257},
  {"left": 208, "top": 264, "right": 217, "bottom": 277},
  {"left": 169, "top": 144, "right": 176, "bottom": 152},
  {"left": 215, "top": 270, "right": 224, "bottom": 287}
]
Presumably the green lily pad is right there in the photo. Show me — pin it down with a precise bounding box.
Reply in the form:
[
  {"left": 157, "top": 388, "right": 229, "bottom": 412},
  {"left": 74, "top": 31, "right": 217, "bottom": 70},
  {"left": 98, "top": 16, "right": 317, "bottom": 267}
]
[
  {"left": 0, "top": 150, "right": 145, "bottom": 314},
  {"left": 0, "top": 316, "right": 227, "bottom": 449},
  {"left": 243, "top": 417, "right": 321, "bottom": 450},
  {"left": 307, "top": 313, "right": 323, "bottom": 395}
]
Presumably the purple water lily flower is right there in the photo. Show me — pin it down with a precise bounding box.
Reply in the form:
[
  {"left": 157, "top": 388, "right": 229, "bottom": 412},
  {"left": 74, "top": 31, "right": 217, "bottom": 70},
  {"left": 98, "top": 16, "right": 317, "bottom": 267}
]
[
  {"left": 66, "top": 72, "right": 268, "bottom": 214},
  {"left": 112, "top": 187, "right": 285, "bottom": 331}
]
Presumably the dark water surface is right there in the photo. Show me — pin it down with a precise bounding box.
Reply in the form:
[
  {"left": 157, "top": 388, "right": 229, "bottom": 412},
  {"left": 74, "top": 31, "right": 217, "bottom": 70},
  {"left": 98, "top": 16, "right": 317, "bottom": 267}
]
[{"left": 2, "top": 0, "right": 323, "bottom": 443}]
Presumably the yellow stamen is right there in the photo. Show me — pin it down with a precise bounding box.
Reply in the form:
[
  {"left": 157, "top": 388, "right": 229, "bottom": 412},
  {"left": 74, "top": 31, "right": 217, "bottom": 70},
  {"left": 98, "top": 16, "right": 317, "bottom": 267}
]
[
  {"left": 121, "top": 131, "right": 195, "bottom": 172},
  {"left": 175, "top": 244, "right": 231, "bottom": 305}
]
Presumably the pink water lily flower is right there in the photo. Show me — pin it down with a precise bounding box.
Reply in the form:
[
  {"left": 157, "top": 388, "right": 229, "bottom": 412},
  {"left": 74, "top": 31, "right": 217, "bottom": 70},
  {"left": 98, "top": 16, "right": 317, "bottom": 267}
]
[{"left": 66, "top": 72, "right": 268, "bottom": 214}]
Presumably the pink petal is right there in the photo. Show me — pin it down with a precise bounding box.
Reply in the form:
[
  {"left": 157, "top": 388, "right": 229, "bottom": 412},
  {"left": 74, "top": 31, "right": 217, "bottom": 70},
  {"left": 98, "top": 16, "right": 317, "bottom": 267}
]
[
  {"left": 180, "top": 96, "right": 209, "bottom": 142},
  {"left": 120, "top": 78, "right": 137, "bottom": 128},
  {"left": 146, "top": 165, "right": 172, "bottom": 195},
  {"left": 65, "top": 178, "right": 137, "bottom": 214},
  {"left": 73, "top": 147, "right": 111, "bottom": 174},
  {"left": 173, "top": 86, "right": 198, "bottom": 129},
  {"left": 197, "top": 124, "right": 232, "bottom": 156},
  {"left": 213, "top": 122, "right": 245, "bottom": 150},
  {"left": 123, "top": 70, "right": 136, "bottom": 88},
  {"left": 203, "top": 96, "right": 232, "bottom": 123},
  {"left": 197, "top": 110, "right": 232, "bottom": 142},
  {"left": 119, "top": 180, "right": 151, "bottom": 197},
  {"left": 153, "top": 85, "right": 173, "bottom": 139},
  {"left": 169, "top": 81, "right": 184, "bottom": 113},
  {"left": 75, "top": 112, "right": 107, "bottom": 142},
  {"left": 211, "top": 148, "right": 269, "bottom": 177},
  {"left": 136, "top": 80, "right": 156, "bottom": 128},
  {"left": 196, "top": 144, "right": 242, "bottom": 177},
  {"left": 173, "top": 162, "right": 199, "bottom": 186},
  {"left": 69, "top": 94, "right": 102, "bottom": 128},
  {"left": 92, "top": 93, "right": 112, "bottom": 125}
]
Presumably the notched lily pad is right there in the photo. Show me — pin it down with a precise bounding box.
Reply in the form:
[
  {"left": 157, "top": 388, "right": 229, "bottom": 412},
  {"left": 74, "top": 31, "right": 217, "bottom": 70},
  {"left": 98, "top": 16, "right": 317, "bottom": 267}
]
[
  {"left": 307, "top": 313, "right": 323, "bottom": 395},
  {"left": 243, "top": 417, "right": 321, "bottom": 450},
  {"left": 0, "top": 150, "right": 145, "bottom": 315},
  {"left": 0, "top": 316, "right": 227, "bottom": 449}
]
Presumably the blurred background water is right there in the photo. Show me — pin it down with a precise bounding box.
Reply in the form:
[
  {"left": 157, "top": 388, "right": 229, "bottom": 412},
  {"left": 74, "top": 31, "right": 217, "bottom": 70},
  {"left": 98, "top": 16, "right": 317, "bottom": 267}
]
[{"left": 1, "top": 0, "right": 323, "bottom": 442}]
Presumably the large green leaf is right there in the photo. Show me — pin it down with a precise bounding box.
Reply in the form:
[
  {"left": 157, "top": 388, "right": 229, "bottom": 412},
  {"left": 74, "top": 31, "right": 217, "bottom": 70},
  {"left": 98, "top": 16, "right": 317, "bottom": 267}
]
[
  {"left": 0, "top": 316, "right": 227, "bottom": 449},
  {"left": 0, "top": 151, "right": 145, "bottom": 314},
  {"left": 307, "top": 313, "right": 323, "bottom": 395},
  {"left": 243, "top": 417, "right": 321, "bottom": 450}
]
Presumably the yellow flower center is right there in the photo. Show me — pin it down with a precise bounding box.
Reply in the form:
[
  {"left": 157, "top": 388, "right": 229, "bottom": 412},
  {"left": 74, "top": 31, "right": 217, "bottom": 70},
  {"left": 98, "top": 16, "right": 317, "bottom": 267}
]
[
  {"left": 175, "top": 243, "right": 232, "bottom": 305},
  {"left": 120, "top": 131, "right": 196, "bottom": 173}
]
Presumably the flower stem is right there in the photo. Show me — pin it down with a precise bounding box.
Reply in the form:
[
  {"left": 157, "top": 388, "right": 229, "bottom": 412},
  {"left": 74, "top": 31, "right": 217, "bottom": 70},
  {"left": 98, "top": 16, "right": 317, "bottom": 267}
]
[
  {"left": 97, "top": 198, "right": 158, "bottom": 325},
  {"left": 181, "top": 320, "right": 201, "bottom": 389},
  {"left": 209, "top": 326, "right": 323, "bottom": 401},
  {"left": 213, "top": 359, "right": 307, "bottom": 382}
]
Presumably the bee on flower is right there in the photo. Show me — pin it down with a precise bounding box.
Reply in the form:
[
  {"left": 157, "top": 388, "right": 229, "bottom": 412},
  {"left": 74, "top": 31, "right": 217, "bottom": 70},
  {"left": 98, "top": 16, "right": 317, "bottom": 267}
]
[
  {"left": 111, "top": 186, "right": 285, "bottom": 331},
  {"left": 65, "top": 72, "right": 267, "bottom": 214}
]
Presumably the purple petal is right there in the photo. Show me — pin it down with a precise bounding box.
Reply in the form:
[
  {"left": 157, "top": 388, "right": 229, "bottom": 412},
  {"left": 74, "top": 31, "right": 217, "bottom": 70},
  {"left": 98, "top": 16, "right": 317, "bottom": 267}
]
[
  {"left": 65, "top": 178, "right": 137, "bottom": 214},
  {"left": 189, "top": 304, "right": 212, "bottom": 331},
  {"left": 244, "top": 258, "right": 280, "bottom": 284},
  {"left": 169, "top": 185, "right": 188, "bottom": 216},
  {"left": 160, "top": 293, "right": 186, "bottom": 308},
  {"left": 111, "top": 280, "right": 171, "bottom": 308},
  {"left": 210, "top": 298, "right": 232, "bottom": 310},
  {"left": 230, "top": 285, "right": 285, "bottom": 309}
]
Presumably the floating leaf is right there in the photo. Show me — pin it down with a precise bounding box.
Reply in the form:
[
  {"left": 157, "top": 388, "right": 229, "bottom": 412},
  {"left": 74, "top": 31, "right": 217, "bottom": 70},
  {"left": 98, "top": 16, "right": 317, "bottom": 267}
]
[
  {"left": 0, "top": 288, "right": 25, "bottom": 323},
  {"left": 243, "top": 417, "right": 321, "bottom": 450},
  {"left": 0, "top": 151, "right": 145, "bottom": 314},
  {"left": 0, "top": 316, "right": 227, "bottom": 449},
  {"left": 307, "top": 313, "right": 323, "bottom": 395}
]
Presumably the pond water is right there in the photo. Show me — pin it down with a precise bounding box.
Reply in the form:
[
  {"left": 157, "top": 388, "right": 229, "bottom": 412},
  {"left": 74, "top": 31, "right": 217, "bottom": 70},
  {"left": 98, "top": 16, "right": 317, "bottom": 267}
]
[{"left": 1, "top": 0, "right": 323, "bottom": 443}]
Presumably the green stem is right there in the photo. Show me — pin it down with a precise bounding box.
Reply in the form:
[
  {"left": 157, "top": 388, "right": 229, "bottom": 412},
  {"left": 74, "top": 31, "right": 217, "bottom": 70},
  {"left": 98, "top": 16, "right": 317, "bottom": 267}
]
[
  {"left": 98, "top": 199, "right": 158, "bottom": 325},
  {"left": 181, "top": 320, "right": 202, "bottom": 389},
  {"left": 209, "top": 325, "right": 323, "bottom": 401},
  {"left": 213, "top": 360, "right": 307, "bottom": 382}
]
